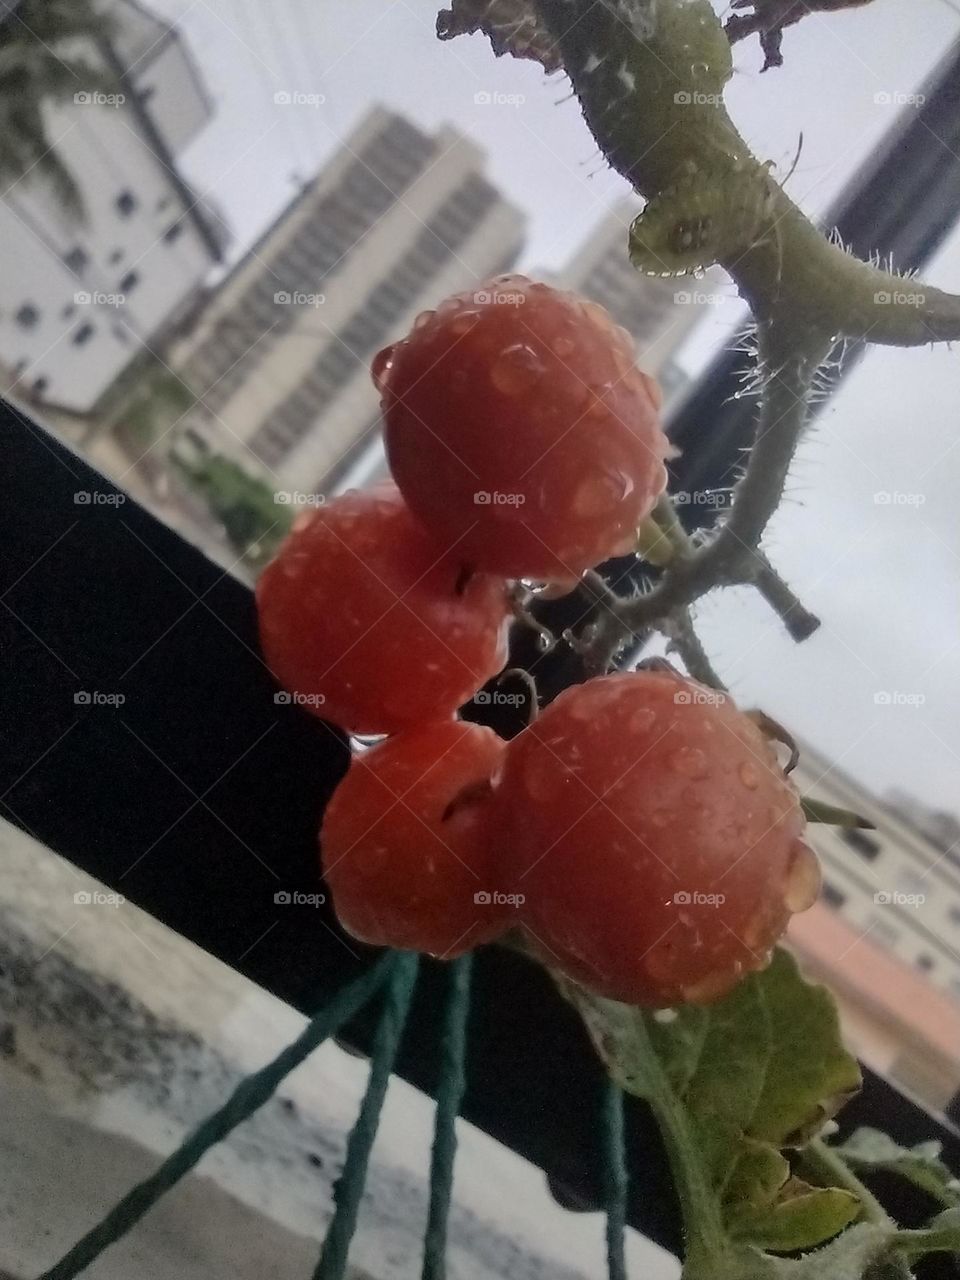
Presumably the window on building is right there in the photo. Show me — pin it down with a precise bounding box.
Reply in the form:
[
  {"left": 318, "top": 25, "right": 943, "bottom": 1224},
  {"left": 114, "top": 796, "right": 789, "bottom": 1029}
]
[
  {"left": 821, "top": 881, "right": 847, "bottom": 911},
  {"left": 119, "top": 271, "right": 140, "bottom": 294},
  {"left": 72, "top": 323, "right": 95, "bottom": 347},
  {"left": 16, "top": 303, "right": 40, "bottom": 329},
  {"left": 163, "top": 221, "right": 184, "bottom": 244},
  {"left": 115, "top": 191, "right": 138, "bottom": 217},
  {"left": 842, "top": 828, "right": 882, "bottom": 861},
  {"left": 63, "top": 247, "right": 89, "bottom": 275}
]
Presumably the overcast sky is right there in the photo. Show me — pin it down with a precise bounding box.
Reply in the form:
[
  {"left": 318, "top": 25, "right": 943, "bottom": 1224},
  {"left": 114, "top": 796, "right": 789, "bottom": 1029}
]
[{"left": 150, "top": 0, "right": 960, "bottom": 813}]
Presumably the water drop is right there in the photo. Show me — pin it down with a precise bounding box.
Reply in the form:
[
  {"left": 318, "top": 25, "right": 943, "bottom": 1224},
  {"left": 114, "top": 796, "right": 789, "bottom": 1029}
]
[
  {"left": 629, "top": 706, "right": 656, "bottom": 734},
  {"left": 671, "top": 746, "right": 709, "bottom": 780},
  {"left": 413, "top": 309, "right": 435, "bottom": 330},
  {"left": 784, "top": 841, "right": 822, "bottom": 913},
  {"left": 370, "top": 344, "right": 396, "bottom": 392},
  {"left": 739, "top": 761, "right": 760, "bottom": 790},
  {"left": 491, "top": 343, "right": 545, "bottom": 395}
]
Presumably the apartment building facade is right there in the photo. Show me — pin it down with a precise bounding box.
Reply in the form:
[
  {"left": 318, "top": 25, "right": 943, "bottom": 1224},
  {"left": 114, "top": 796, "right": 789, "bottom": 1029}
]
[
  {"left": 0, "top": 0, "right": 225, "bottom": 415},
  {"left": 168, "top": 107, "right": 526, "bottom": 495}
]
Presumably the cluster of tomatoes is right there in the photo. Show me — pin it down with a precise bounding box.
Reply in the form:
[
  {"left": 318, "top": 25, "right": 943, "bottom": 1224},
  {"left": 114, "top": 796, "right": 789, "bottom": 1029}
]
[{"left": 257, "top": 275, "right": 820, "bottom": 1008}]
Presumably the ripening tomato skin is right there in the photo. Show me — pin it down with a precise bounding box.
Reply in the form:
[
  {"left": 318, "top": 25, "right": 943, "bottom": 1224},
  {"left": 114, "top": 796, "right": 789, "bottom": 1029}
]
[
  {"left": 379, "top": 275, "right": 669, "bottom": 580},
  {"left": 321, "top": 720, "right": 510, "bottom": 956},
  {"left": 256, "top": 485, "right": 511, "bottom": 735},
  {"left": 493, "top": 670, "right": 818, "bottom": 1007}
]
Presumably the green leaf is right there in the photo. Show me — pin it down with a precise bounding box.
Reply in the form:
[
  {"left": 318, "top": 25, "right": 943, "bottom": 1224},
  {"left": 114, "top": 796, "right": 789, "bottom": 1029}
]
[
  {"left": 768, "top": 1224, "right": 896, "bottom": 1280},
  {"left": 833, "top": 1128, "right": 960, "bottom": 1209},
  {"left": 801, "top": 798, "right": 875, "bottom": 829},
  {"left": 564, "top": 950, "right": 862, "bottom": 1257},
  {"left": 728, "top": 1180, "right": 862, "bottom": 1254}
]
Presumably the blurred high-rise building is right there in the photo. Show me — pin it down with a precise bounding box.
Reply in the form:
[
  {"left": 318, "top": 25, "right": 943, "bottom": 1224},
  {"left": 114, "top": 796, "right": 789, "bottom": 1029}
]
[
  {"left": 0, "top": 0, "right": 227, "bottom": 415},
  {"left": 168, "top": 107, "right": 526, "bottom": 496},
  {"left": 786, "top": 740, "right": 960, "bottom": 1112}
]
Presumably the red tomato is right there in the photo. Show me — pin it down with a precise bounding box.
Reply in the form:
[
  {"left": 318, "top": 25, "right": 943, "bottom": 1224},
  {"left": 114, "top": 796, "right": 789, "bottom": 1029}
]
[
  {"left": 257, "top": 484, "right": 511, "bottom": 735},
  {"left": 379, "top": 275, "right": 669, "bottom": 580},
  {"left": 321, "top": 720, "right": 511, "bottom": 956},
  {"left": 493, "top": 669, "right": 818, "bottom": 1006}
]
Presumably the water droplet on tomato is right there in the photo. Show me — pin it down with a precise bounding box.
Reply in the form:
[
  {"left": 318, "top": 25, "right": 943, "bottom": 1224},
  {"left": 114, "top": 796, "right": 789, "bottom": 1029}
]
[
  {"left": 671, "top": 746, "right": 709, "bottom": 779},
  {"left": 572, "top": 469, "right": 634, "bottom": 517},
  {"left": 371, "top": 344, "right": 396, "bottom": 392},
  {"left": 490, "top": 343, "right": 545, "bottom": 395},
  {"left": 629, "top": 706, "right": 656, "bottom": 734},
  {"left": 450, "top": 310, "right": 480, "bottom": 335},
  {"left": 414, "top": 309, "right": 435, "bottom": 330},
  {"left": 739, "top": 761, "right": 760, "bottom": 790},
  {"left": 784, "top": 841, "right": 822, "bottom": 913}
]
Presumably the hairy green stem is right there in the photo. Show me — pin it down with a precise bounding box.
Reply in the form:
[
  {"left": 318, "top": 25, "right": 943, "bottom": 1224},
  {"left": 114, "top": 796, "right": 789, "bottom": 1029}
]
[
  {"left": 803, "top": 1138, "right": 892, "bottom": 1229},
  {"left": 890, "top": 1224, "right": 960, "bottom": 1261}
]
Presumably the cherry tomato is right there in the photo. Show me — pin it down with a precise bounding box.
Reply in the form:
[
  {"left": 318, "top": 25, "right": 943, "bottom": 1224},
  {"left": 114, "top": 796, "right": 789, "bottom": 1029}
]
[
  {"left": 379, "top": 275, "right": 669, "bottom": 580},
  {"left": 493, "top": 669, "right": 819, "bottom": 1006},
  {"left": 321, "top": 720, "right": 511, "bottom": 956},
  {"left": 257, "top": 484, "right": 511, "bottom": 735}
]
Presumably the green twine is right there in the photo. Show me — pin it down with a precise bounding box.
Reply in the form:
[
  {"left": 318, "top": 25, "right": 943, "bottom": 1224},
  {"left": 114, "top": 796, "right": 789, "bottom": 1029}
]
[
  {"left": 313, "top": 950, "right": 420, "bottom": 1280},
  {"left": 422, "top": 952, "right": 474, "bottom": 1280},
  {"left": 601, "top": 1079, "right": 629, "bottom": 1280},
  {"left": 38, "top": 952, "right": 399, "bottom": 1280}
]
